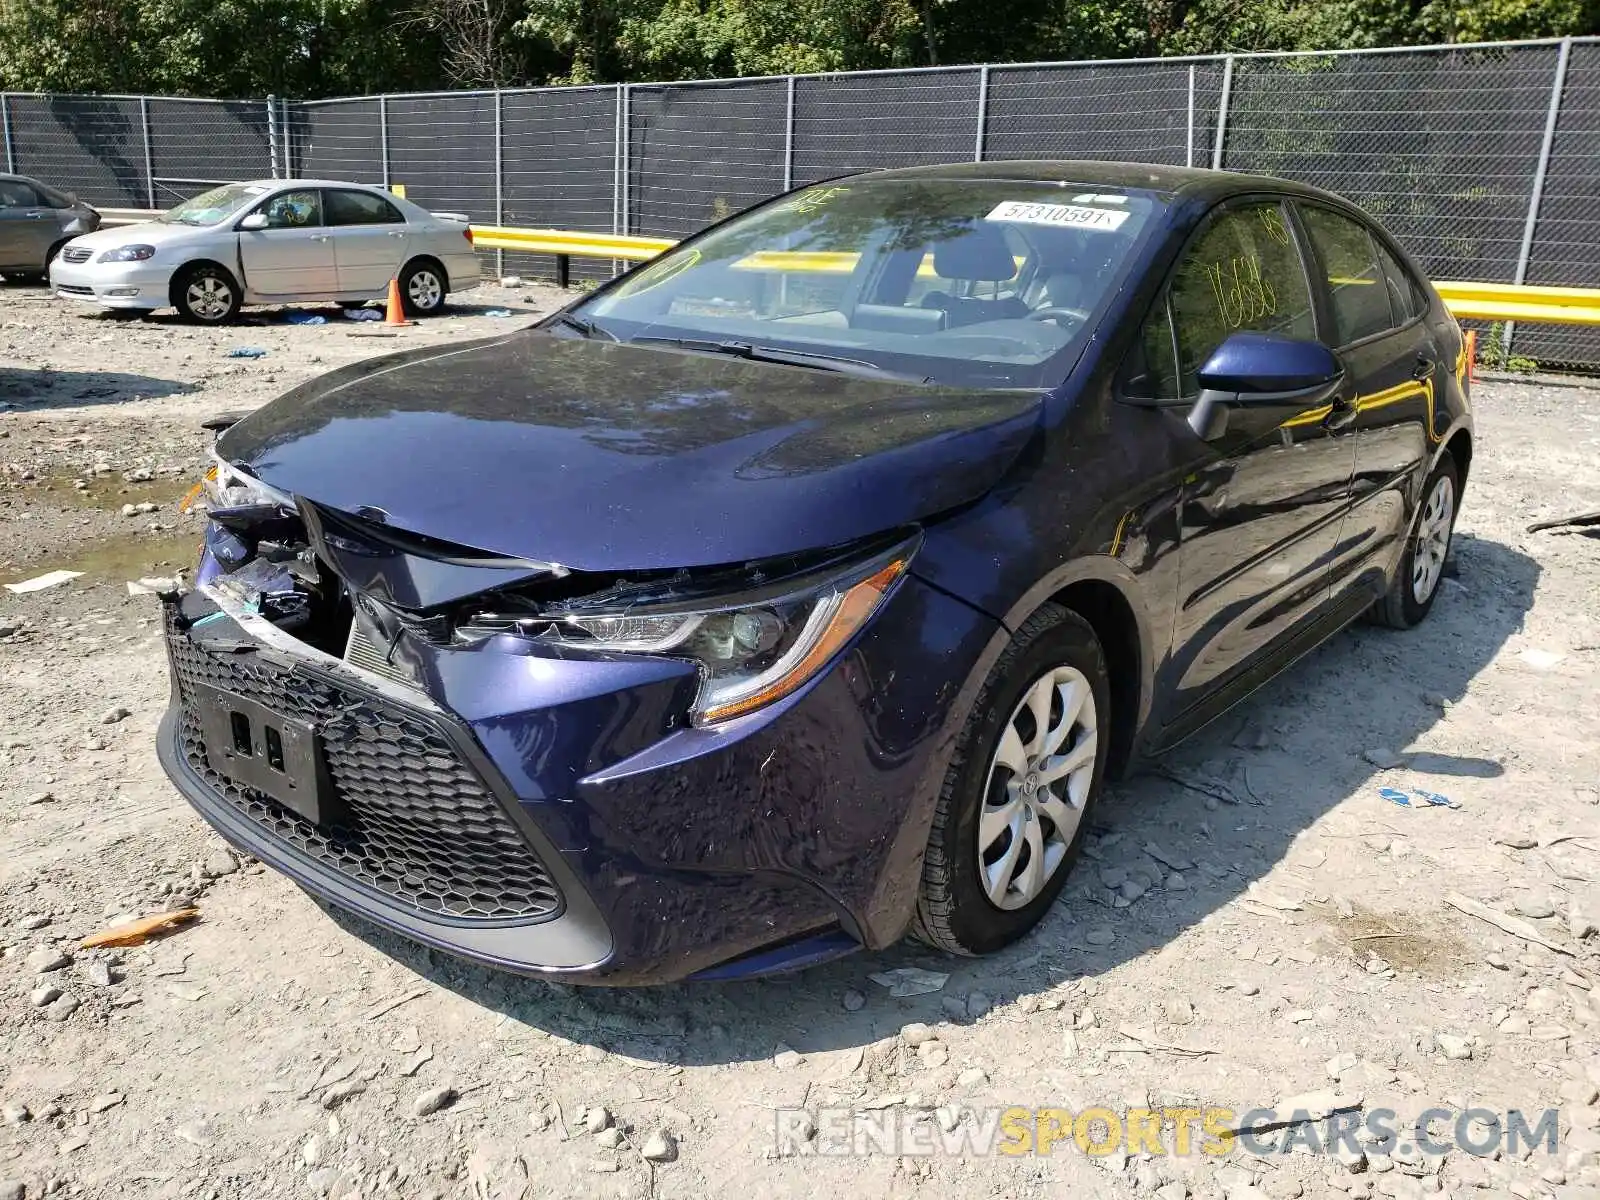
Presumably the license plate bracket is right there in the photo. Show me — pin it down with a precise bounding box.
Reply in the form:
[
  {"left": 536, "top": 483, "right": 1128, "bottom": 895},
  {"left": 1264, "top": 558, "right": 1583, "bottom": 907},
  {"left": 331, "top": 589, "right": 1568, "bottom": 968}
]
[{"left": 193, "top": 682, "right": 336, "bottom": 825}]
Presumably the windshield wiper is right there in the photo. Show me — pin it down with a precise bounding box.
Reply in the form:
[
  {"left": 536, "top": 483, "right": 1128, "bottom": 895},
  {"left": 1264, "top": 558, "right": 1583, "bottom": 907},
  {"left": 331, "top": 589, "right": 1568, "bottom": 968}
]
[
  {"left": 545, "top": 312, "right": 615, "bottom": 340},
  {"left": 630, "top": 336, "right": 931, "bottom": 384}
]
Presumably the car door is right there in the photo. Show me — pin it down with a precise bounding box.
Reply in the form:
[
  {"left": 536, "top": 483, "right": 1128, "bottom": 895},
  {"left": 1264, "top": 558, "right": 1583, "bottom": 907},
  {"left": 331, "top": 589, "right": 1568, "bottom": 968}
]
[
  {"left": 1131, "top": 198, "right": 1359, "bottom": 729},
  {"left": 324, "top": 188, "right": 409, "bottom": 294},
  {"left": 1294, "top": 202, "right": 1442, "bottom": 604},
  {"left": 0, "top": 178, "right": 54, "bottom": 271},
  {"left": 237, "top": 188, "right": 336, "bottom": 297}
]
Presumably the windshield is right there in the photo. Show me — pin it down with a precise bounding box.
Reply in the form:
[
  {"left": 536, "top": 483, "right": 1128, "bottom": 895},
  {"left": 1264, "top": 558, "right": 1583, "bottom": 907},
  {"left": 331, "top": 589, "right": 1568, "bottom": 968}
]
[
  {"left": 158, "top": 183, "right": 268, "bottom": 227},
  {"left": 576, "top": 178, "right": 1161, "bottom": 389}
]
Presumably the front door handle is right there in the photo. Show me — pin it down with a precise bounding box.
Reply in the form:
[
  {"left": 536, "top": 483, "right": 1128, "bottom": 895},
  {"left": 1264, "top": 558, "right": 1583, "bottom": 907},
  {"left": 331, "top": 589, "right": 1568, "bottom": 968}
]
[
  {"left": 1324, "top": 397, "right": 1359, "bottom": 432},
  {"left": 309, "top": 234, "right": 329, "bottom": 242},
  {"left": 1413, "top": 355, "right": 1437, "bottom": 380}
]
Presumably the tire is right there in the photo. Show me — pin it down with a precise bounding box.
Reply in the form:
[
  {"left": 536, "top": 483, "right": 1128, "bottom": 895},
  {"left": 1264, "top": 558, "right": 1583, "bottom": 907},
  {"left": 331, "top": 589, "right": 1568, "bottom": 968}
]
[
  {"left": 912, "top": 603, "right": 1111, "bottom": 956},
  {"left": 1368, "top": 453, "right": 1460, "bottom": 630},
  {"left": 398, "top": 259, "right": 447, "bottom": 317},
  {"left": 173, "top": 263, "right": 242, "bottom": 324}
]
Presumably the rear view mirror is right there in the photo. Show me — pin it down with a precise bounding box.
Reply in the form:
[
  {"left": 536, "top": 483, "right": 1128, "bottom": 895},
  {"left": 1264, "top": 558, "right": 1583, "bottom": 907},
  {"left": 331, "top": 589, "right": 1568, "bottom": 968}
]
[
  {"left": 238, "top": 212, "right": 268, "bottom": 231},
  {"left": 1188, "top": 332, "right": 1345, "bottom": 441}
]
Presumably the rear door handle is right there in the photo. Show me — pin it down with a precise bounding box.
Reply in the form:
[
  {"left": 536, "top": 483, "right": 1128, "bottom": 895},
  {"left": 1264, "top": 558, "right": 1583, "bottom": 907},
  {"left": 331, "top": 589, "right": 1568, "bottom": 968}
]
[
  {"left": 387, "top": 230, "right": 407, "bottom": 238},
  {"left": 1413, "top": 356, "right": 1437, "bottom": 380},
  {"left": 309, "top": 234, "right": 330, "bottom": 242}
]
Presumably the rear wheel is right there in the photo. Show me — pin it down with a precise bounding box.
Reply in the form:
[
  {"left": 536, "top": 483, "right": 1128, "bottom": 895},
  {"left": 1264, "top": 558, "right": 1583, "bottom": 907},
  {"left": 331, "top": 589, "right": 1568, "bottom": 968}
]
[
  {"left": 1368, "top": 453, "right": 1459, "bottom": 629},
  {"left": 399, "top": 259, "right": 447, "bottom": 317},
  {"left": 173, "top": 263, "right": 241, "bottom": 324},
  {"left": 912, "top": 603, "right": 1109, "bottom": 955}
]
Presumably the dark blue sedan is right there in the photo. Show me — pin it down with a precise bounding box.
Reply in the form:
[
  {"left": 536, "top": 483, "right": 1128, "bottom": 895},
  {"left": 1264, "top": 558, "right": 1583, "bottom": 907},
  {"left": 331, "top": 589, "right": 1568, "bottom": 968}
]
[{"left": 157, "top": 161, "right": 1472, "bottom": 983}]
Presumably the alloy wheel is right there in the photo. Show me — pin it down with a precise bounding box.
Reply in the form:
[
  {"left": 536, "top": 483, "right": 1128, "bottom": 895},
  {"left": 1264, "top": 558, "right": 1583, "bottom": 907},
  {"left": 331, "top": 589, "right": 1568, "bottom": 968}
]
[
  {"left": 186, "top": 276, "right": 233, "bottom": 321},
  {"left": 1411, "top": 473, "right": 1455, "bottom": 604},
  {"left": 978, "top": 665, "right": 1098, "bottom": 911},
  {"left": 407, "top": 269, "right": 443, "bottom": 311}
]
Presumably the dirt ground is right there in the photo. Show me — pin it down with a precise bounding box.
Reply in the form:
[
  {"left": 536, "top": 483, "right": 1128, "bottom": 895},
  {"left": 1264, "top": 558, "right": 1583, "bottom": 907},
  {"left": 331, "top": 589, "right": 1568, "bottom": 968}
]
[{"left": 3, "top": 277, "right": 1600, "bottom": 1200}]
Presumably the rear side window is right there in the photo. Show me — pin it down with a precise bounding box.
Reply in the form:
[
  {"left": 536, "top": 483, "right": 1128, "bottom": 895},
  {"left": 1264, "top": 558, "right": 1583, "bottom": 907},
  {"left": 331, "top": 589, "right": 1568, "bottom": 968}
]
[
  {"left": 1166, "top": 201, "right": 1316, "bottom": 397},
  {"left": 325, "top": 189, "right": 404, "bottom": 226},
  {"left": 1300, "top": 205, "right": 1394, "bottom": 345},
  {"left": 1375, "top": 240, "right": 1426, "bottom": 324}
]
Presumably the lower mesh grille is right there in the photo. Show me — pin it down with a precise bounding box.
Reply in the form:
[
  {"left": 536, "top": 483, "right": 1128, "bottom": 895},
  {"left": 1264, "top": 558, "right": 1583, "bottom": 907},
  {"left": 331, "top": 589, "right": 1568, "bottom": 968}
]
[{"left": 165, "top": 613, "right": 562, "bottom": 922}]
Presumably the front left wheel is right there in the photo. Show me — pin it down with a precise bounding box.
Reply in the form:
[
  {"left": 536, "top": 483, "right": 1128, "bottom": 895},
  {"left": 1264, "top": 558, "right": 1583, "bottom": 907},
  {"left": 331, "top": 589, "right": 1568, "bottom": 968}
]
[
  {"left": 173, "top": 263, "right": 241, "bottom": 324},
  {"left": 912, "top": 603, "right": 1110, "bottom": 956}
]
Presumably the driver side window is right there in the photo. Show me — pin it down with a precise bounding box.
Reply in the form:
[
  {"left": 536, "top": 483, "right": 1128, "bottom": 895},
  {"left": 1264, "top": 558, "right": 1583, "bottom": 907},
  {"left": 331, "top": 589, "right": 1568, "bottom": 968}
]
[
  {"left": 256, "top": 190, "right": 323, "bottom": 230},
  {"left": 1132, "top": 202, "right": 1316, "bottom": 400}
]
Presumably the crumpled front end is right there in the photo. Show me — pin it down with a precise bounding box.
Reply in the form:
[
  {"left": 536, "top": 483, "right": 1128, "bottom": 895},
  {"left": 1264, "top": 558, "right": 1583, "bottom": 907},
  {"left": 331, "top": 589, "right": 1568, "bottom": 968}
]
[{"left": 155, "top": 479, "right": 1000, "bottom": 983}]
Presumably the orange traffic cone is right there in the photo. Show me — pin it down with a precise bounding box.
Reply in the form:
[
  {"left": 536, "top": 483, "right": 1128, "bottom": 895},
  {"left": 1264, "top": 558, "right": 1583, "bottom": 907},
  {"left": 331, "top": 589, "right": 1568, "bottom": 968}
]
[{"left": 384, "top": 277, "right": 412, "bottom": 327}]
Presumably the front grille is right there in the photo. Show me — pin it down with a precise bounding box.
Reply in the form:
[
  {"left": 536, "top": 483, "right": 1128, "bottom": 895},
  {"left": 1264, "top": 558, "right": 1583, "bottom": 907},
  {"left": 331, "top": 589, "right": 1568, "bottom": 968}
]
[
  {"left": 61, "top": 246, "right": 93, "bottom": 263},
  {"left": 56, "top": 284, "right": 93, "bottom": 295},
  {"left": 165, "top": 614, "right": 562, "bottom": 922}
]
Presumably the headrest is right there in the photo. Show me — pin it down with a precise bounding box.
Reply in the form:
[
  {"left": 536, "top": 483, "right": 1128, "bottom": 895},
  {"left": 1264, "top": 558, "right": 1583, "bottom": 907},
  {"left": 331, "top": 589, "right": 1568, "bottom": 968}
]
[{"left": 932, "top": 225, "right": 1018, "bottom": 282}]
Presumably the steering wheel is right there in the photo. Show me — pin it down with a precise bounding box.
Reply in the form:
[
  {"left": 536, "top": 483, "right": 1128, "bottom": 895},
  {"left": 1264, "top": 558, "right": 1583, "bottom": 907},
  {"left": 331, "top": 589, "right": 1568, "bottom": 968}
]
[{"left": 1027, "top": 305, "right": 1092, "bottom": 325}]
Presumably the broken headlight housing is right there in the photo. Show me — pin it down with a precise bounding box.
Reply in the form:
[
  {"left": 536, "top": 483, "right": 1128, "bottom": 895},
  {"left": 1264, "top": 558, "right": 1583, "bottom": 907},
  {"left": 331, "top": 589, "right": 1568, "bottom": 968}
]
[
  {"left": 180, "top": 454, "right": 295, "bottom": 516},
  {"left": 477, "top": 539, "right": 914, "bottom": 726}
]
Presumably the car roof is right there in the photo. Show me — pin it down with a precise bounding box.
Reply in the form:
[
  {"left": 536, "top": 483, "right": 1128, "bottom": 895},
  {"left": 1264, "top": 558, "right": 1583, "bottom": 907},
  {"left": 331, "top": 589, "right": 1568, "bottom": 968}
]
[
  {"left": 230, "top": 179, "right": 398, "bottom": 190},
  {"left": 850, "top": 160, "right": 1351, "bottom": 207}
]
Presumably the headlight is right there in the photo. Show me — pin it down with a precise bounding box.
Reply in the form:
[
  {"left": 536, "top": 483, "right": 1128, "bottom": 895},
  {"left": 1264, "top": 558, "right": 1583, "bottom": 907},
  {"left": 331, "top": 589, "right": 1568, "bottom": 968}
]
[
  {"left": 493, "top": 543, "right": 913, "bottom": 725},
  {"left": 179, "top": 454, "right": 294, "bottom": 515},
  {"left": 98, "top": 244, "right": 155, "bottom": 262}
]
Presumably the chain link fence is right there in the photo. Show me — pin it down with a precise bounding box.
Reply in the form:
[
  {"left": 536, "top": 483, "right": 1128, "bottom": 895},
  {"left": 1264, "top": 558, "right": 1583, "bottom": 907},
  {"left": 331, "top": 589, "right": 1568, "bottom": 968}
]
[{"left": 2, "top": 35, "right": 1598, "bottom": 366}]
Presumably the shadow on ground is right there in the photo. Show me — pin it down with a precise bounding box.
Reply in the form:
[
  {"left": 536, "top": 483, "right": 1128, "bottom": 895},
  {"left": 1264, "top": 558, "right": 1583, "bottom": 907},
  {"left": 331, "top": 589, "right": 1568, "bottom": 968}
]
[
  {"left": 321, "top": 530, "right": 1537, "bottom": 1068},
  {"left": 0, "top": 366, "right": 193, "bottom": 410}
]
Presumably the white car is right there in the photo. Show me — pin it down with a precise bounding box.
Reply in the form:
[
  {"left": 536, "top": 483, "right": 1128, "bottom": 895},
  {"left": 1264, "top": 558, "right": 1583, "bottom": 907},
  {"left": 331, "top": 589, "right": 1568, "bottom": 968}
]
[{"left": 49, "top": 179, "right": 480, "bottom": 323}]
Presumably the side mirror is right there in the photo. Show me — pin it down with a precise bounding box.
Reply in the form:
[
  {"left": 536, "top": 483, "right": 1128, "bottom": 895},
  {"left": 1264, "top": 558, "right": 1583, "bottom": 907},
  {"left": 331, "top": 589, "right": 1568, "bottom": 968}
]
[
  {"left": 1187, "top": 332, "right": 1345, "bottom": 441},
  {"left": 238, "top": 212, "right": 268, "bottom": 231}
]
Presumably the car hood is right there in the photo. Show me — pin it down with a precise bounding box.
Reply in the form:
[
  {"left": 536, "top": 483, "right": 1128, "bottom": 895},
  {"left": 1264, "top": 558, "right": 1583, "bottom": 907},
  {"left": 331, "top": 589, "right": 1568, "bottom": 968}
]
[
  {"left": 65, "top": 221, "right": 213, "bottom": 251},
  {"left": 217, "top": 331, "right": 1044, "bottom": 573}
]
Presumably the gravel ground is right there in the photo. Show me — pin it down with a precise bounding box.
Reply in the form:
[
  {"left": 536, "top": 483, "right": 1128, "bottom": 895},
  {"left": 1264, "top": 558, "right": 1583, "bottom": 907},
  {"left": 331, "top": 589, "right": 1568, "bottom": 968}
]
[{"left": 3, "top": 279, "right": 1600, "bottom": 1200}]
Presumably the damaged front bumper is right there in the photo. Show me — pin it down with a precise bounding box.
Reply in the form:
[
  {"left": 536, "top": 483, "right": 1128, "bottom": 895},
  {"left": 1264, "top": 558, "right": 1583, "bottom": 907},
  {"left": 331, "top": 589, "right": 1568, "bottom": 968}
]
[{"left": 156, "top": 555, "right": 1000, "bottom": 983}]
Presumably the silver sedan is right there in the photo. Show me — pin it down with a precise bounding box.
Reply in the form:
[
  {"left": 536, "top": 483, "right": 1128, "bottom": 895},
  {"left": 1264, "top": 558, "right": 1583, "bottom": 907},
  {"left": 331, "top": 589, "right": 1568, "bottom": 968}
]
[
  {"left": 49, "top": 179, "right": 480, "bottom": 323},
  {"left": 0, "top": 174, "right": 101, "bottom": 282}
]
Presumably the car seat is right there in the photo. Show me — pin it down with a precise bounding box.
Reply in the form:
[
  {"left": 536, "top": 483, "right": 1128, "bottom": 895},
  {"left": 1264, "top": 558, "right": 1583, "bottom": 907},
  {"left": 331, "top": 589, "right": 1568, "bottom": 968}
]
[{"left": 919, "top": 225, "right": 1029, "bottom": 327}]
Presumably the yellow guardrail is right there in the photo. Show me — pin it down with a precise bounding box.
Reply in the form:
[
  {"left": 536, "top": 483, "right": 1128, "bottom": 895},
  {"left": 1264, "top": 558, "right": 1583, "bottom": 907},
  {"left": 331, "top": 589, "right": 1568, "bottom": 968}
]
[
  {"left": 467, "top": 225, "right": 672, "bottom": 285},
  {"left": 77, "top": 208, "right": 1600, "bottom": 327},
  {"left": 1433, "top": 280, "right": 1600, "bottom": 327}
]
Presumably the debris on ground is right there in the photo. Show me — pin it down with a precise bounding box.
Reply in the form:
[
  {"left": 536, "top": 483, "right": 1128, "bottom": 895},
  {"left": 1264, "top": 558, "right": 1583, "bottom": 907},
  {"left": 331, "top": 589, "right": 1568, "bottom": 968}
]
[
  {"left": 868, "top": 967, "right": 950, "bottom": 996},
  {"left": 3, "top": 569, "right": 82, "bottom": 594},
  {"left": 79, "top": 906, "right": 200, "bottom": 948},
  {"left": 1377, "top": 786, "right": 1460, "bottom": 809}
]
